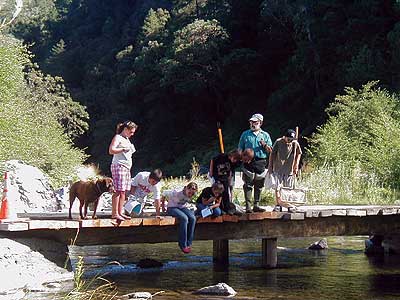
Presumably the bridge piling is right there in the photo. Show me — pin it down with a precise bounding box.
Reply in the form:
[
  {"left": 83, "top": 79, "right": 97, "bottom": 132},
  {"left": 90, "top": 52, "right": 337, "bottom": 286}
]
[
  {"left": 262, "top": 238, "right": 277, "bottom": 268},
  {"left": 213, "top": 239, "right": 229, "bottom": 268}
]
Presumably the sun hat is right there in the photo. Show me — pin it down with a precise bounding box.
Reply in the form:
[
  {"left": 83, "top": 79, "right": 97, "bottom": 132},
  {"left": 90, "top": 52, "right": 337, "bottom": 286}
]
[{"left": 249, "top": 113, "right": 263, "bottom": 122}]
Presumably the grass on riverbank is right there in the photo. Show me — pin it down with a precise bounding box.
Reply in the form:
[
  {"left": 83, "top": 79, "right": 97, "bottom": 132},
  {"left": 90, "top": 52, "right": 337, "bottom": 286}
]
[
  {"left": 298, "top": 162, "right": 398, "bottom": 205},
  {"left": 63, "top": 257, "right": 117, "bottom": 300},
  {"left": 162, "top": 161, "right": 399, "bottom": 206}
]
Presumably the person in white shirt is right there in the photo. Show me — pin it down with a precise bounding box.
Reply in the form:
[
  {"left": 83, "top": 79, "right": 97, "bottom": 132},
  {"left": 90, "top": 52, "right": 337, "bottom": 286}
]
[
  {"left": 162, "top": 182, "right": 198, "bottom": 253},
  {"left": 129, "top": 169, "right": 163, "bottom": 216},
  {"left": 109, "top": 120, "right": 137, "bottom": 222}
]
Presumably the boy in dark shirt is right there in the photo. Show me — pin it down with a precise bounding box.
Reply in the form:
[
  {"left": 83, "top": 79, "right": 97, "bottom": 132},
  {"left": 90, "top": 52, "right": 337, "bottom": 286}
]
[
  {"left": 196, "top": 182, "right": 224, "bottom": 218},
  {"left": 209, "top": 149, "right": 241, "bottom": 214}
]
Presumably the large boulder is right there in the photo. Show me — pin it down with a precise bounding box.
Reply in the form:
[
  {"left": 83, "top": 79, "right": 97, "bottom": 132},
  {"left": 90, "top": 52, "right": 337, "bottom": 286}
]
[{"left": 3, "top": 160, "right": 60, "bottom": 213}]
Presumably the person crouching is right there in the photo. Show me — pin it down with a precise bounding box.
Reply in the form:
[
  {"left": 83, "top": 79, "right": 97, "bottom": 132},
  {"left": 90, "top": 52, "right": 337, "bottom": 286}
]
[{"left": 196, "top": 182, "right": 224, "bottom": 218}]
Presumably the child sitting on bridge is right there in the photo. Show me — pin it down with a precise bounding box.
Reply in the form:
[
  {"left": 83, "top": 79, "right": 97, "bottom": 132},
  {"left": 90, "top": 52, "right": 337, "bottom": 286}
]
[
  {"left": 162, "top": 182, "right": 198, "bottom": 254},
  {"left": 196, "top": 182, "right": 224, "bottom": 218}
]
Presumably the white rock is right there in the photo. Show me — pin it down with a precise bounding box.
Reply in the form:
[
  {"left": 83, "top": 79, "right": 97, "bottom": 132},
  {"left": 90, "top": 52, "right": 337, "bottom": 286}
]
[
  {"left": 0, "top": 238, "right": 73, "bottom": 294},
  {"left": 119, "top": 291, "right": 152, "bottom": 299},
  {"left": 0, "top": 290, "right": 26, "bottom": 300},
  {"left": 193, "top": 283, "right": 237, "bottom": 296},
  {"left": 3, "top": 160, "right": 59, "bottom": 214},
  {"left": 308, "top": 238, "right": 329, "bottom": 250}
]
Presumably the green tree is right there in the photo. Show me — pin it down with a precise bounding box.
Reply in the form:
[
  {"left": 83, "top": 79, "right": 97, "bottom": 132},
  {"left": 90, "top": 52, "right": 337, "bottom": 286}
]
[
  {"left": 161, "top": 19, "right": 228, "bottom": 101},
  {"left": 309, "top": 81, "right": 400, "bottom": 188},
  {"left": 0, "top": 35, "right": 87, "bottom": 187},
  {"left": 24, "top": 63, "right": 89, "bottom": 139},
  {"left": 138, "top": 8, "right": 170, "bottom": 45}
]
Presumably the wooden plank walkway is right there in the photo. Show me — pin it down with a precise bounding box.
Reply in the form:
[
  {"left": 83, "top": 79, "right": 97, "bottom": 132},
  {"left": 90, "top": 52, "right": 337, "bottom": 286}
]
[{"left": 1, "top": 205, "right": 399, "bottom": 231}]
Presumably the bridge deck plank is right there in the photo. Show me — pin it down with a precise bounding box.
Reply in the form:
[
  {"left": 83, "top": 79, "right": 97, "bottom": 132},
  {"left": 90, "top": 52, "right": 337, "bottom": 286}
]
[
  {"left": 26, "top": 220, "right": 79, "bottom": 230},
  {"left": 0, "top": 222, "right": 29, "bottom": 231},
  {"left": 346, "top": 209, "right": 367, "bottom": 217},
  {"left": 197, "top": 216, "right": 223, "bottom": 223},
  {"left": 381, "top": 208, "right": 398, "bottom": 215},
  {"left": 1, "top": 205, "right": 400, "bottom": 232}
]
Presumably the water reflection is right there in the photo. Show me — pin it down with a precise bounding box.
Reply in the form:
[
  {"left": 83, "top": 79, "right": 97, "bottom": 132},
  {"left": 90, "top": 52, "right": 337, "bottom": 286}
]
[{"left": 61, "top": 237, "right": 400, "bottom": 299}]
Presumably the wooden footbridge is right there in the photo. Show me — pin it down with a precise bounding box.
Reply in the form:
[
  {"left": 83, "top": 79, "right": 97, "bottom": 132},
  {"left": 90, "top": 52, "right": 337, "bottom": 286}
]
[{"left": 1, "top": 205, "right": 400, "bottom": 269}]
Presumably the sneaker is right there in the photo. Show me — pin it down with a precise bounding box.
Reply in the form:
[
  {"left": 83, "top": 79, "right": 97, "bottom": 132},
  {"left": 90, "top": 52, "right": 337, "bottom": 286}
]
[
  {"left": 181, "top": 247, "right": 191, "bottom": 254},
  {"left": 253, "top": 206, "right": 266, "bottom": 213},
  {"left": 246, "top": 208, "right": 253, "bottom": 213},
  {"left": 287, "top": 206, "right": 297, "bottom": 213},
  {"left": 272, "top": 205, "right": 282, "bottom": 212}
]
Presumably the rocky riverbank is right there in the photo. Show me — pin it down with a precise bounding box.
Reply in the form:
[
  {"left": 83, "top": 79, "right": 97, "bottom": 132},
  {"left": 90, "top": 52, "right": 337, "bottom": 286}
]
[{"left": 0, "top": 238, "right": 73, "bottom": 299}]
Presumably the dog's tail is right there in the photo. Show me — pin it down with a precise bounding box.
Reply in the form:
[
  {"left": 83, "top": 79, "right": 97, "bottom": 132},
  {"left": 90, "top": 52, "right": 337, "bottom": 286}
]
[{"left": 68, "top": 183, "right": 77, "bottom": 219}]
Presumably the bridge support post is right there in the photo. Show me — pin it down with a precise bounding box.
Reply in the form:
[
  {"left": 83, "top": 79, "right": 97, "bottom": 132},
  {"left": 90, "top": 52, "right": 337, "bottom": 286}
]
[
  {"left": 213, "top": 239, "right": 229, "bottom": 267},
  {"left": 262, "top": 238, "right": 277, "bottom": 268}
]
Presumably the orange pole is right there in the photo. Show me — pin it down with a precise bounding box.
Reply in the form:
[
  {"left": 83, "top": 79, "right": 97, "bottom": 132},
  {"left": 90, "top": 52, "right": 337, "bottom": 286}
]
[
  {"left": 217, "top": 123, "right": 224, "bottom": 153},
  {"left": 0, "top": 172, "right": 9, "bottom": 220}
]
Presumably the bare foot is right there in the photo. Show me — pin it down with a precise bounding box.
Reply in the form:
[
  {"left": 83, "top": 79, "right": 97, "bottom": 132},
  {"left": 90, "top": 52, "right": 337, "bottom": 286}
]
[
  {"left": 112, "top": 215, "right": 125, "bottom": 221},
  {"left": 120, "top": 213, "right": 131, "bottom": 220},
  {"left": 111, "top": 219, "right": 122, "bottom": 227}
]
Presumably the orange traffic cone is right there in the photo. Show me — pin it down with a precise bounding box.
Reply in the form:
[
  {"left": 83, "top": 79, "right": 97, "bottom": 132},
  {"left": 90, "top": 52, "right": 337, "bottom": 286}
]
[
  {"left": 0, "top": 172, "right": 9, "bottom": 220},
  {"left": 0, "top": 196, "right": 8, "bottom": 220}
]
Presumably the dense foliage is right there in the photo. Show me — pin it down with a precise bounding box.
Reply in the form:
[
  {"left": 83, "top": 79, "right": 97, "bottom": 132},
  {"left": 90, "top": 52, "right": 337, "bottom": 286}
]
[
  {"left": 0, "top": 34, "right": 88, "bottom": 187},
  {"left": 4, "top": 0, "right": 400, "bottom": 184},
  {"left": 309, "top": 82, "right": 400, "bottom": 189}
]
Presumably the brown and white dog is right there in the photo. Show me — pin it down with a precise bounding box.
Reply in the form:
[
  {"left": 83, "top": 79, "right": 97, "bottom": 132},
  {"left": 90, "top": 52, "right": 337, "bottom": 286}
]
[{"left": 69, "top": 177, "right": 114, "bottom": 219}]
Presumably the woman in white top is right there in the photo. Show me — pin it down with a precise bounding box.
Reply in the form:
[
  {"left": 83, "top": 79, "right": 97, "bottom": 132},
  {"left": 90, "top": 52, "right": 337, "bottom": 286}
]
[
  {"left": 109, "top": 120, "right": 138, "bottom": 221},
  {"left": 162, "top": 182, "right": 198, "bottom": 253}
]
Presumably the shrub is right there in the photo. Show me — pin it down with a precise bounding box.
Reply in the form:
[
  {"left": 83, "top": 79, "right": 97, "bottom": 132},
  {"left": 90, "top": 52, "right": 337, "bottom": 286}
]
[{"left": 308, "top": 81, "right": 400, "bottom": 189}]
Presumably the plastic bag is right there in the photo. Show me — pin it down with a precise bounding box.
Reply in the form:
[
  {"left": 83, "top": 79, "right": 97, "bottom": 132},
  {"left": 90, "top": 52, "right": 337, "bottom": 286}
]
[{"left": 264, "top": 172, "right": 277, "bottom": 190}]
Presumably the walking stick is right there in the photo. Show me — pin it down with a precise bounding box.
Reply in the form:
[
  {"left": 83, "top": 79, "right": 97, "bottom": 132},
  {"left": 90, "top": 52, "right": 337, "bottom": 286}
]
[{"left": 217, "top": 122, "right": 224, "bottom": 153}]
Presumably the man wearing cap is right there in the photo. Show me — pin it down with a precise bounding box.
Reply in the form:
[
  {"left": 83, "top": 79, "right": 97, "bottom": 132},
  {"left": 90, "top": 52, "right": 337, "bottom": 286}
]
[
  {"left": 238, "top": 113, "right": 273, "bottom": 213},
  {"left": 268, "top": 129, "right": 302, "bottom": 212}
]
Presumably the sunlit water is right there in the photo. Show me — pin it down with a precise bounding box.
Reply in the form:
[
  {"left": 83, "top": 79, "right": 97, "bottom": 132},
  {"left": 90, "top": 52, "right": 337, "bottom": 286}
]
[{"left": 30, "top": 237, "right": 400, "bottom": 299}]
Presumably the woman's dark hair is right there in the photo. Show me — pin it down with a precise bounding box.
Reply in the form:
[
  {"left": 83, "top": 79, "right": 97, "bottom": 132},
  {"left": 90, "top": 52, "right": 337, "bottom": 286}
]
[
  {"left": 149, "top": 169, "right": 163, "bottom": 182},
  {"left": 116, "top": 120, "right": 138, "bottom": 134}
]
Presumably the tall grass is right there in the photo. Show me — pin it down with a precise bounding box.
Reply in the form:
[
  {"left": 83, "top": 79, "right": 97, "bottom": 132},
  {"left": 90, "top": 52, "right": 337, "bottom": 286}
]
[
  {"left": 63, "top": 257, "right": 117, "bottom": 300},
  {"left": 298, "top": 162, "right": 397, "bottom": 205}
]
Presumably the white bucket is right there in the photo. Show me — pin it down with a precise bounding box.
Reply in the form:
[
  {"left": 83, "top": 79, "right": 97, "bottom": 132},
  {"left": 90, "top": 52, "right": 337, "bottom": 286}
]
[{"left": 124, "top": 196, "right": 143, "bottom": 216}]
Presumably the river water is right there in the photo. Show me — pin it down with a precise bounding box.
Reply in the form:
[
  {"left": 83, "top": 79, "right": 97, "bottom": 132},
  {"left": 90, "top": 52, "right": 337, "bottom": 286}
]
[{"left": 37, "top": 236, "right": 400, "bottom": 299}]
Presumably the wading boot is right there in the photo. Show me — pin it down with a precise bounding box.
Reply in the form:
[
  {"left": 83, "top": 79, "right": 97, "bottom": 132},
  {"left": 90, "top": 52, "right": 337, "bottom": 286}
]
[{"left": 253, "top": 205, "right": 266, "bottom": 213}]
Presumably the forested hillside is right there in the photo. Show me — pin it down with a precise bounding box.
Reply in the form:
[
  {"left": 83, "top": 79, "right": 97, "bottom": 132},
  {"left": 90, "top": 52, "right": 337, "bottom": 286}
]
[{"left": 6, "top": 0, "right": 400, "bottom": 177}]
